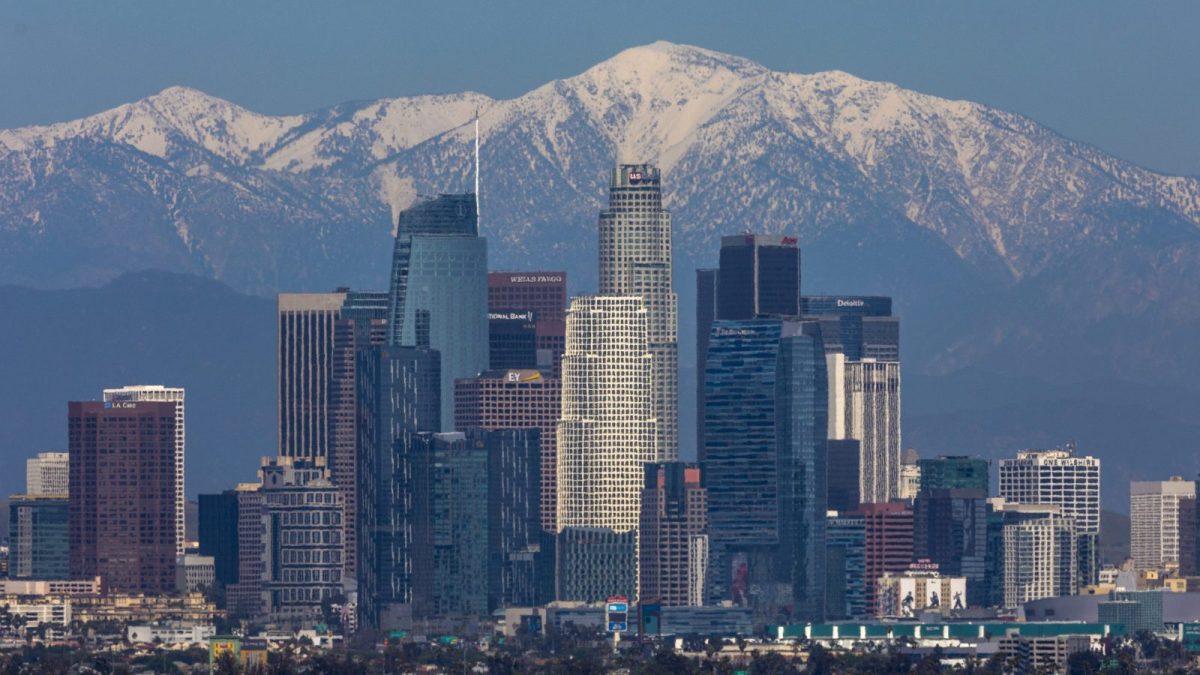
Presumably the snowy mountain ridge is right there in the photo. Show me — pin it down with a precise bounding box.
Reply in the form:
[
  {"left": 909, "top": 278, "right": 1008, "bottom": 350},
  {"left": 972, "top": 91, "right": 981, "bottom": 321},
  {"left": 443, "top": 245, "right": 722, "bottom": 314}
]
[{"left": 2, "top": 41, "right": 1200, "bottom": 389}]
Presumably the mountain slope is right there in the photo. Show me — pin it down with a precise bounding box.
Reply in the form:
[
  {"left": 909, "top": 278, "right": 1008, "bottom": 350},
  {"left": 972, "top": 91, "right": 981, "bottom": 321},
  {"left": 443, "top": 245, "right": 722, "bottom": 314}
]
[
  {"left": 2, "top": 41, "right": 1200, "bottom": 393},
  {"left": 0, "top": 271, "right": 276, "bottom": 500}
]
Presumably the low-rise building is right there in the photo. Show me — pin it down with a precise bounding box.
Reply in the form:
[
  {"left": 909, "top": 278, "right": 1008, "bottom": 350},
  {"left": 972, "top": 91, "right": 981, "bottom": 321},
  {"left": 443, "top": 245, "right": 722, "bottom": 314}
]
[
  {"left": 1, "top": 598, "right": 71, "bottom": 627},
  {"left": 0, "top": 577, "right": 102, "bottom": 596},
  {"left": 876, "top": 564, "right": 968, "bottom": 618},
  {"left": 71, "top": 592, "right": 219, "bottom": 625},
  {"left": 996, "top": 634, "right": 1093, "bottom": 674},
  {"left": 127, "top": 624, "right": 215, "bottom": 645},
  {"left": 178, "top": 554, "right": 216, "bottom": 593}
]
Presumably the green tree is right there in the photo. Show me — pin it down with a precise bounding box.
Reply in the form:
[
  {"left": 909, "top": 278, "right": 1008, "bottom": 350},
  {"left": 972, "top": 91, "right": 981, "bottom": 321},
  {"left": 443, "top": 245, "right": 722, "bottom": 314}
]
[
  {"left": 214, "top": 650, "right": 241, "bottom": 675},
  {"left": 1066, "top": 649, "right": 1100, "bottom": 675},
  {"left": 749, "top": 650, "right": 798, "bottom": 674}
]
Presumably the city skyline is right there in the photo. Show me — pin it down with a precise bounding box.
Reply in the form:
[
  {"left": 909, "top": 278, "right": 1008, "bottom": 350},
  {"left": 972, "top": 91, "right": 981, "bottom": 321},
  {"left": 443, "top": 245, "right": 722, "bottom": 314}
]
[
  {"left": 3, "top": 40, "right": 1200, "bottom": 517},
  {"left": 3, "top": 12, "right": 1200, "bottom": 665}
]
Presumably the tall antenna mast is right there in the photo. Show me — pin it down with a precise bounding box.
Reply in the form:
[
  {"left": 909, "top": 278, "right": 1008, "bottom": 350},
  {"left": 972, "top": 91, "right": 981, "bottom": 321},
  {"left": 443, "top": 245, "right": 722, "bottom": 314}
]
[{"left": 474, "top": 113, "right": 480, "bottom": 221}]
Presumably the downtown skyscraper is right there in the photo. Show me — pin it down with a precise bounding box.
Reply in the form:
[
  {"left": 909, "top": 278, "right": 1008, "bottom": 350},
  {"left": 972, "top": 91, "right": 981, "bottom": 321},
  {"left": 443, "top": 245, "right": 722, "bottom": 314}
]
[
  {"left": 277, "top": 293, "right": 344, "bottom": 460},
  {"left": 387, "top": 193, "right": 488, "bottom": 431},
  {"left": 69, "top": 400, "right": 179, "bottom": 594},
  {"left": 696, "top": 235, "right": 802, "bottom": 460},
  {"left": 555, "top": 295, "right": 656, "bottom": 600},
  {"left": 998, "top": 445, "right": 1100, "bottom": 589},
  {"left": 599, "top": 164, "right": 678, "bottom": 461},
  {"left": 102, "top": 385, "right": 186, "bottom": 556},
  {"left": 809, "top": 296, "right": 902, "bottom": 504},
  {"left": 702, "top": 319, "right": 828, "bottom": 619},
  {"left": 1130, "top": 477, "right": 1196, "bottom": 572}
]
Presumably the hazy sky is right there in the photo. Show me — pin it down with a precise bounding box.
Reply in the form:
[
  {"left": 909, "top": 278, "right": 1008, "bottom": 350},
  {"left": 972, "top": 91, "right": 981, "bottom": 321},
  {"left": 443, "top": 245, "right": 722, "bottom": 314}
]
[{"left": 2, "top": 1, "right": 1197, "bottom": 175}]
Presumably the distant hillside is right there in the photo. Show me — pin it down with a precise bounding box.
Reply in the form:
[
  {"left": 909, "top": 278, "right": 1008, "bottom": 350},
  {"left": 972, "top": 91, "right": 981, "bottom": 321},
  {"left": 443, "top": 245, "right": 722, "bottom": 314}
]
[
  {"left": 3, "top": 41, "right": 1200, "bottom": 402},
  {"left": 0, "top": 271, "right": 275, "bottom": 500}
]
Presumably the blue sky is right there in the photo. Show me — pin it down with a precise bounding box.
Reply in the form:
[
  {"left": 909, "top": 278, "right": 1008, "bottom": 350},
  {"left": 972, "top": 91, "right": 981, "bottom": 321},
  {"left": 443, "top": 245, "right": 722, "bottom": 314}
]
[{"left": 2, "top": 1, "right": 1197, "bottom": 175}]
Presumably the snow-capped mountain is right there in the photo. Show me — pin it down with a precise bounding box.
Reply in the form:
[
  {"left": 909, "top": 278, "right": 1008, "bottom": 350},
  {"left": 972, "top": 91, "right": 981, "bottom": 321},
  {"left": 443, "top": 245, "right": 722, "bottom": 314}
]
[{"left": 3, "top": 41, "right": 1200, "bottom": 386}]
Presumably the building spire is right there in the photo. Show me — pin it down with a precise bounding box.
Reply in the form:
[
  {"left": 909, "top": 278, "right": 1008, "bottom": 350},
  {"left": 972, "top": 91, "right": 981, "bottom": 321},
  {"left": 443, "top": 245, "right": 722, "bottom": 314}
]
[{"left": 474, "top": 112, "right": 480, "bottom": 222}]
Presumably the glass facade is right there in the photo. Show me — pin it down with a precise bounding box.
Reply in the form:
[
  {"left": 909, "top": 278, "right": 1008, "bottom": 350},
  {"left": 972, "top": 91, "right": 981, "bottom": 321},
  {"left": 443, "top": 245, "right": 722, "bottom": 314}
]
[
  {"left": 702, "top": 319, "right": 830, "bottom": 617},
  {"left": 703, "top": 320, "right": 785, "bottom": 559},
  {"left": 825, "top": 514, "right": 866, "bottom": 619},
  {"left": 695, "top": 268, "right": 718, "bottom": 462},
  {"left": 8, "top": 496, "right": 69, "bottom": 580},
  {"left": 775, "top": 322, "right": 828, "bottom": 621},
  {"left": 198, "top": 490, "right": 240, "bottom": 588},
  {"left": 716, "top": 235, "right": 801, "bottom": 320},
  {"left": 387, "top": 194, "right": 488, "bottom": 432},
  {"left": 355, "top": 345, "right": 441, "bottom": 627},
  {"left": 801, "top": 296, "right": 898, "bottom": 361},
  {"left": 919, "top": 456, "right": 990, "bottom": 493},
  {"left": 913, "top": 488, "right": 989, "bottom": 602},
  {"left": 827, "top": 439, "right": 862, "bottom": 513}
]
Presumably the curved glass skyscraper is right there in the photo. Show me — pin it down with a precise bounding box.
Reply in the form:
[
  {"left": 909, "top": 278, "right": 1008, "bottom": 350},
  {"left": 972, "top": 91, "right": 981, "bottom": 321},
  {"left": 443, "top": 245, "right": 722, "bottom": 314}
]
[{"left": 387, "top": 194, "right": 488, "bottom": 430}]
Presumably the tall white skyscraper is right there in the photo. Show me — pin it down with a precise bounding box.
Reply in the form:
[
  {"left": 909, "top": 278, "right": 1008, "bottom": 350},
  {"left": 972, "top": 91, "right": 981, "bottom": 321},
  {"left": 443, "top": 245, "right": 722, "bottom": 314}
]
[
  {"left": 26, "top": 451, "right": 69, "bottom": 495},
  {"left": 1131, "top": 477, "right": 1197, "bottom": 571},
  {"left": 103, "top": 385, "right": 186, "bottom": 555},
  {"left": 555, "top": 295, "right": 656, "bottom": 601},
  {"left": 998, "top": 446, "right": 1100, "bottom": 535},
  {"left": 998, "top": 445, "right": 1101, "bottom": 586},
  {"left": 837, "top": 359, "right": 901, "bottom": 503},
  {"left": 556, "top": 296, "right": 657, "bottom": 533},
  {"left": 598, "top": 164, "right": 678, "bottom": 461}
]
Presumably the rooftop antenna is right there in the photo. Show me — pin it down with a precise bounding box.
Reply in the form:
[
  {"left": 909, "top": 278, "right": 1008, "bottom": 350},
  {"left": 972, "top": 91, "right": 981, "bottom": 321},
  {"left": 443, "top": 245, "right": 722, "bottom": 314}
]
[{"left": 474, "top": 112, "right": 480, "bottom": 221}]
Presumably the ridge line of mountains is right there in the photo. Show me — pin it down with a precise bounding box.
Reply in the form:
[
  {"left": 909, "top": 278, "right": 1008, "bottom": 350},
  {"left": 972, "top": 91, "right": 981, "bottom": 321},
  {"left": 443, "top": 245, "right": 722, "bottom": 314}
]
[{"left": 1, "top": 41, "right": 1199, "bottom": 512}]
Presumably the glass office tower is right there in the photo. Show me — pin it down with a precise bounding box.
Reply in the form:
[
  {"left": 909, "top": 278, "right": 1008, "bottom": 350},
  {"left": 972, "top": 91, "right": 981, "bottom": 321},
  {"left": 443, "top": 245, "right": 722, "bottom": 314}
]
[
  {"left": 387, "top": 194, "right": 488, "bottom": 431},
  {"left": 355, "top": 344, "right": 440, "bottom": 628},
  {"left": 703, "top": 319, "right": 829, "bottom": 619},
  {"left": 775, "top": 322, "right": 829, "bottom": 621},
  {"left": 716, "top": 235, "right": 801, "bottom": 320}
]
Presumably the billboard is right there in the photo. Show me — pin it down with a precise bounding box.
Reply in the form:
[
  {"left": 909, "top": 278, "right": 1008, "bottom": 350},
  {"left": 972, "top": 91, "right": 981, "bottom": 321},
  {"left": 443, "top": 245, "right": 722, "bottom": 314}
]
[
  {"left": 606, "top": 595, "right": 629, "bottom": 632},
  {"left": 877, "top": 576, "right": 967, "bottom": 618},
  {"left": 730, "top": 553, "right": 750, "bottom": 607}
]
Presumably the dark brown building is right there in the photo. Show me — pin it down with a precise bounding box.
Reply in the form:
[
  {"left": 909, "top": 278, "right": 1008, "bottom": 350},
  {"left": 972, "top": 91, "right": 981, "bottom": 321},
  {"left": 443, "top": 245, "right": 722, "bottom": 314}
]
[
  {"left": 856, "top": 501, "right": 914, "bottom": 612},
  {"left": 69, "top": 400, "right": 179, "bottom": 594},
  {"left": 639, "top": 463, "right": 707, "bottom": 607},
  {"left": 488, "top": 272, "right": 567, "bottom": 374},
  {"left": 488, "top": 272, "right": 567, "bottom": 323},
  {"left": 454, "top": 369, "right": 561, "bottom": 532}
]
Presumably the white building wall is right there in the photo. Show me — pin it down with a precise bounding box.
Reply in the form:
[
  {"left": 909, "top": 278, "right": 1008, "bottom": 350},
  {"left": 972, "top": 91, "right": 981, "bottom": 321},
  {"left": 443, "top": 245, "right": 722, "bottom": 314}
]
[
  {"left": 998, "top": 448, "right": 1100, "bottom": 534},
  {"left": 26, "top": 452, "right": 69, "bottom": 495},
  {"left": 1130, "top": 477, "right": 1196, "bottom": 571},
  {"left": 556, "top": 296, "right": 656, "bottom": 533},
  {"left": 598, "top": 164, "right": 678, "bottom": 462},
  {"left": 844, "top": 360, "right": 901, "bottom": 503}
]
